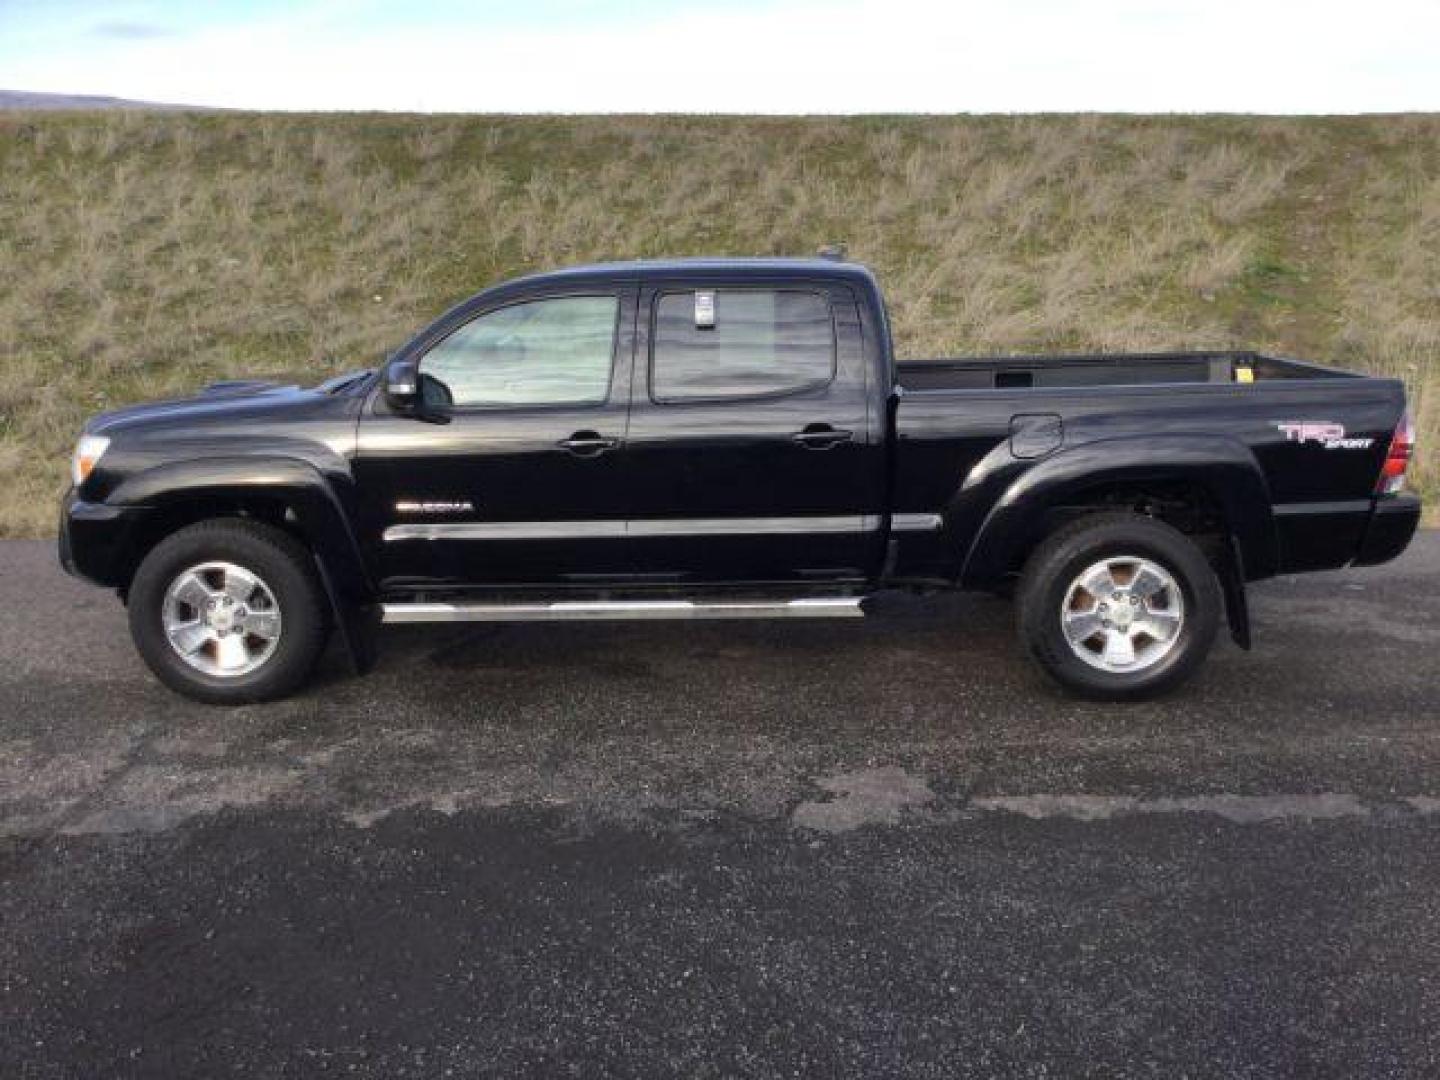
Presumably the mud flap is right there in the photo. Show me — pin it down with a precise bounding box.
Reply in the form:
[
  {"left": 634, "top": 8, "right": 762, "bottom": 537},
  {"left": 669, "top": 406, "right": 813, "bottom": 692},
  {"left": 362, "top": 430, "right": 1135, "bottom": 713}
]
[
  {"left": 313, "top": 555, "right": 378, "bottom": 675},
  {"left": 1218, "top": 535, "right": 1252, "bottom": 650}
]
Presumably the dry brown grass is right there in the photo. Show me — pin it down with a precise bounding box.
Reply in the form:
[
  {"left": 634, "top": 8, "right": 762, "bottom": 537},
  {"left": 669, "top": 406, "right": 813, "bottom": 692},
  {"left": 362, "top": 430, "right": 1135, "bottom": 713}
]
[{"left": 0, "top": 111, "right": 1436, "bottom": 535}]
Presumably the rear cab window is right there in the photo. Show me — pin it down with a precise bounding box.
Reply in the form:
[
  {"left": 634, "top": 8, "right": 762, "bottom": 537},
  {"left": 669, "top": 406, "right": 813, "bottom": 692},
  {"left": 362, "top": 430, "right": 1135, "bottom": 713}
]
[{"left": 650, "top": 289, "right": 835, "bottom": 403}]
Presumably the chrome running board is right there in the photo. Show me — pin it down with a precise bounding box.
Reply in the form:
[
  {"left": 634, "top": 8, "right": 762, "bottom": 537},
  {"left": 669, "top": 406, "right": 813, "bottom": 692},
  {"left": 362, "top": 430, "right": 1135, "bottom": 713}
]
[{"left": 379, "top": 597, "right": 866, "bottom": 624}]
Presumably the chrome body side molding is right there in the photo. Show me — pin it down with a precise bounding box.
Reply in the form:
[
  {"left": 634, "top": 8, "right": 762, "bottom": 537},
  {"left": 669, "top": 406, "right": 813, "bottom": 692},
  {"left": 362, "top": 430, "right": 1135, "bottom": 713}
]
[
  {"left": 891, "top": 513, "right": 943, "bottom": 532},
  {"left": 386, "top": 520, "right": 628, "bottom": 542},
  {"left": 384, "top": 515, "right": 886, "bottom": 542}
]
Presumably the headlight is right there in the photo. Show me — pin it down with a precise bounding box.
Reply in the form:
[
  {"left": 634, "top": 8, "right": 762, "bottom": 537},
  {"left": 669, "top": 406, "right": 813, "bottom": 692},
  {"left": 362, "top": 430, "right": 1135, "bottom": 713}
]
[{"left": 71, "top": 434, "right": 110, "bottom": 487}]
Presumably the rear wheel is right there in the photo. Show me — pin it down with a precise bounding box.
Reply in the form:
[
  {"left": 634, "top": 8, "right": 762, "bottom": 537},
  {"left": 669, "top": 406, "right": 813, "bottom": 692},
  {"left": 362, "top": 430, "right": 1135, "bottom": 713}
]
[
  {"left": 128, "top": 519, "right": 329, "bottom": 704},
  {"left": 1017, "top": 513, "right": 1221, "bottom": 700}
]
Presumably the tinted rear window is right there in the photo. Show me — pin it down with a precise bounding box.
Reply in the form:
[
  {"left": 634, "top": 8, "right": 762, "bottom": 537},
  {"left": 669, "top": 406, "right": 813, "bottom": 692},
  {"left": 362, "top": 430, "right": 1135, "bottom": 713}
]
[{"left": 651, "top": 290, "right": 834, "bottom": 402}]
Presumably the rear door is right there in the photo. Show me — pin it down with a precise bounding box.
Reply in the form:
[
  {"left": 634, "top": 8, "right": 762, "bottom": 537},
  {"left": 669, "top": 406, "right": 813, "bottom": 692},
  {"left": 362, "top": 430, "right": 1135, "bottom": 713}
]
[
  {"left": 354, "top": 287, "right": 637, "bottom": 590},
  {"left": 622, "top": 278, "right": 884, "bottom": 585}
]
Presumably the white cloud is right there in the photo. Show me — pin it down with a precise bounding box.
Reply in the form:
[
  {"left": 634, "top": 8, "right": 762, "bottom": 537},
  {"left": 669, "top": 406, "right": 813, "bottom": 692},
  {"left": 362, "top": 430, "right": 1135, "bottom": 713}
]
[{"left": 7, "top": 0, "right": 1440, "bottom": 113}]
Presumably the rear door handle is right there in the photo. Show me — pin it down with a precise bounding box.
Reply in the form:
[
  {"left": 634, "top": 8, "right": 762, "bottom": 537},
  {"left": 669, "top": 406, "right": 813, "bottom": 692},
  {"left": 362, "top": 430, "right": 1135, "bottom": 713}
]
[
  {"left": 792, "top": 425, "right": 853, "bottom": 449},
  {"left": 558, "top": 431, "right": 618, "bottom": 457}
]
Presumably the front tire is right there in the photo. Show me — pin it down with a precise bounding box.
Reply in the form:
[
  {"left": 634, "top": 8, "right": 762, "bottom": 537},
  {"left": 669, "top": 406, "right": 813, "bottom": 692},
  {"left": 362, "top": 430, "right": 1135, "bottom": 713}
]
[
  {"left": 128, "top": 519, "right": 330, "bottom": 704},
  {"left": 1017, "top": 513, "right": 1221, "bottom": 700}
]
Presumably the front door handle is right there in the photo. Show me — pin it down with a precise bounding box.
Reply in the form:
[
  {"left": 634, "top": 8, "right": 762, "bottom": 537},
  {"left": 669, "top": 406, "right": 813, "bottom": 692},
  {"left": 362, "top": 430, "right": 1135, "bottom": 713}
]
[
  {"left": 558, "top": 431, "right": 618, "bottom": 457},
  {"left": 792, "top": 424, "right": 853, "bottom": 449}
]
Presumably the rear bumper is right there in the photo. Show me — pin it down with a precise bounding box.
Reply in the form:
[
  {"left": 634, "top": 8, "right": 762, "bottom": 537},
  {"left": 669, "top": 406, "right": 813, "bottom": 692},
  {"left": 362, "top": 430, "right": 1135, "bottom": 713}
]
[
  {"left": 58, "top": 490, "right": 152, "bottom": 588},
  {"left": 1272, "top": 494, "right": 1421, "bottom": 573},
  {"left": 1353, "top": 493, "right": 1422, "bottom": 567}
]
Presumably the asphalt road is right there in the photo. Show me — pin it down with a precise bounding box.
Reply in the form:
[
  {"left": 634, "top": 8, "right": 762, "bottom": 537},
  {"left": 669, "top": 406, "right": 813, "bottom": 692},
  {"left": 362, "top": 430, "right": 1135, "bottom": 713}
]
[{"left": 3, "top": 535, "right": 1439, "bottom": 1078}]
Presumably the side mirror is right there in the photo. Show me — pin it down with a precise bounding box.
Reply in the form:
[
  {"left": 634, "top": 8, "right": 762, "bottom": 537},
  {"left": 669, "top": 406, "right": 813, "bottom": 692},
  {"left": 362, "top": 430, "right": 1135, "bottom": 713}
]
[{"left": 382, "top": 358, "right": 420, "bottom": 412}]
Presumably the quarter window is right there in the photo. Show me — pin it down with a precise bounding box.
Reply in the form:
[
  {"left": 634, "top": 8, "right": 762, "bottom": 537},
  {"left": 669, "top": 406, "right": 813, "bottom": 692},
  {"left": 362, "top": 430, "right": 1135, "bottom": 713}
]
[
  {"left": 651, "top": 290, "right": 834, "bottom": 403},
  {"left": 420, "top": 295, "right": 619, "bottom": 407}
]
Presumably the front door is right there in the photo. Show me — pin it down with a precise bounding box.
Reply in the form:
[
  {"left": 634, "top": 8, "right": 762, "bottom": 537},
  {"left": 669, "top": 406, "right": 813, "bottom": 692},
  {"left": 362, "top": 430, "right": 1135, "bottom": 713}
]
[
  {"left": 354, "top": 288, "right": 637, "bottom": 591},
  {"left": 621, "top": 281, "right": 883, "bottom": 585}
]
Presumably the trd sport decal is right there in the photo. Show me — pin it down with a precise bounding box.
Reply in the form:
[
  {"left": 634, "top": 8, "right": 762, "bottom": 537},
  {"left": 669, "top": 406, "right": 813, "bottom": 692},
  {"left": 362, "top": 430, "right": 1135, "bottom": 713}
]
[{"left": 1275, "top": 421, "right": 1374, "bottom": 450}]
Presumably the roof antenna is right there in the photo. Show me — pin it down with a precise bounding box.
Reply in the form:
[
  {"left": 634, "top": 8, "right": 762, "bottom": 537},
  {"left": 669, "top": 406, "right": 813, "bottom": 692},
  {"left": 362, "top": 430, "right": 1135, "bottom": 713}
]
[{"left": 817, "top": 243, "right": 848, "bottom": 261}]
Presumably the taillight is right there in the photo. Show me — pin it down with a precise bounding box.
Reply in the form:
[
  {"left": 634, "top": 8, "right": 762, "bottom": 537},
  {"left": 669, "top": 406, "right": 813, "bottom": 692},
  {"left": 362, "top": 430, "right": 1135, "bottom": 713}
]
[{"left": 1377, "top": 410, "right": 1415, "bottom": 495}]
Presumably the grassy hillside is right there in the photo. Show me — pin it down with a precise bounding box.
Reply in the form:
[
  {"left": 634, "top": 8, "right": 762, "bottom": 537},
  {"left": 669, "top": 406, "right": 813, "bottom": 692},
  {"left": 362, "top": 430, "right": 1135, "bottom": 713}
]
[{"left": 0, "top": 111, "right": 1435, "bottom": 536}]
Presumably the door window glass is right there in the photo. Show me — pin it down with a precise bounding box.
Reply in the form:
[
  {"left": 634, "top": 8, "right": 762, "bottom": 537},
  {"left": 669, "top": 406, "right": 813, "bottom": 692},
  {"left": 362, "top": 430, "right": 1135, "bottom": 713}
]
[
  {"left": 420, "top": 295, "right": 619, "bottom": 407},
  {"left": 651, "top": 290, "right": 834, "bottom": 402}
]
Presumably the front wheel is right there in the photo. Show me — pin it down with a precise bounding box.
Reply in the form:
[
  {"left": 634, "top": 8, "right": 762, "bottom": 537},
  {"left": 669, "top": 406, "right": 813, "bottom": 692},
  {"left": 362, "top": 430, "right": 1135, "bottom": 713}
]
[
  {"left": 1017, "top": 513, "right": 1222, "bottom": 700},
  {"left": 128, "top": 519, "right": 330, "bottom": 704}
]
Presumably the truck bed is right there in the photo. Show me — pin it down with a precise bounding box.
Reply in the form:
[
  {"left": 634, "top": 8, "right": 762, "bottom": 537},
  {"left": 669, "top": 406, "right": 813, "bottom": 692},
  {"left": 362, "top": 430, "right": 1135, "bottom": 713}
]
[
  {"left": 889, "top": 344, "right": 1408, "bottom": 586},
  {"left": 896, "top": 351, "right": 1355, "bottom": 392}
]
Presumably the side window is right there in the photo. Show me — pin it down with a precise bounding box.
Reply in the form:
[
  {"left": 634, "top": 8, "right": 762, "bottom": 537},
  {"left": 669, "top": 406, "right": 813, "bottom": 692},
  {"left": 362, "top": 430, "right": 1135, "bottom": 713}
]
[
  {"left": 420, "top": 295, "right": 619, "bottom": 408},
  {"left": 651, "top": 290, "right": 834, "bottom": 403}
]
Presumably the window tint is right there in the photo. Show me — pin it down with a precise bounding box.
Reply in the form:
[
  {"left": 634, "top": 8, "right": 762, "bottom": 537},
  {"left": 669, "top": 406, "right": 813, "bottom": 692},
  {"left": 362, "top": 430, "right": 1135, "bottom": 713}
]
[
  {"left": 420, "top": 295, "right": 618, "bottom": 407},
  {"left": 651, "top": 290, "right": 834, "bottom": 402}
]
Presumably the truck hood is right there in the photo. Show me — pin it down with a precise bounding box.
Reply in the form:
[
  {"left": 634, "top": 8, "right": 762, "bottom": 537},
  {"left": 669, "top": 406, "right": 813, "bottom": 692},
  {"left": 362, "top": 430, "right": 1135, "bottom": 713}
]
[{"left": 85, "top": 372, "right": 370, "bottom": 437}]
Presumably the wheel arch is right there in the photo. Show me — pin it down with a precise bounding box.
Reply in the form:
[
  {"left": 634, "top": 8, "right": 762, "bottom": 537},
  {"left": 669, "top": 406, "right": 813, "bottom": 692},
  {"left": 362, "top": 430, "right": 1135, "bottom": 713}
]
[
  {"left": 107, "top": 456, "right": 372, "bottom": 605},
  {"left": 959, "top": 435, "right": 1278, "bottom": 589}
]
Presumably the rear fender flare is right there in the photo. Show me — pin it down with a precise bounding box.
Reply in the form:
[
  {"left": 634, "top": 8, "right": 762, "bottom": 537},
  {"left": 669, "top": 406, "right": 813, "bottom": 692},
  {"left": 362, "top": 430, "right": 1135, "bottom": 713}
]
[{"left": 959, "top": 435, "right": 1278, "bottom": 587}]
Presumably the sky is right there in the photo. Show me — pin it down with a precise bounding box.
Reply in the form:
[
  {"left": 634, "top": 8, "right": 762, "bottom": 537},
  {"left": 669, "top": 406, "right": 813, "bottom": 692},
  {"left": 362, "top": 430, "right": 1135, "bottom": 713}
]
[{"left": 2, "top": 0, "right": 1439, "bottom": 113}]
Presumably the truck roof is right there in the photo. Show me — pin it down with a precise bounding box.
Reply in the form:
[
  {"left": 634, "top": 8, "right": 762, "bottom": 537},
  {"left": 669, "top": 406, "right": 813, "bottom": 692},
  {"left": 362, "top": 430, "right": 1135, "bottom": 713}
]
[{"left": 502, "top": 256, "right": 880, "bottom": 290}]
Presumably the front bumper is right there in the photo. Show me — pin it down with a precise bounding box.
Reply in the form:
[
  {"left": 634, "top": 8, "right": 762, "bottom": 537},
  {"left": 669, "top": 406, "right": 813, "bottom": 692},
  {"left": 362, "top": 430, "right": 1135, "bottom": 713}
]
[
  {"left": 1353, "top": 493, "right": 1423, "bottom": 567},
  {"left": 58, "top": 490, "right": 153, "bottom": 588}
]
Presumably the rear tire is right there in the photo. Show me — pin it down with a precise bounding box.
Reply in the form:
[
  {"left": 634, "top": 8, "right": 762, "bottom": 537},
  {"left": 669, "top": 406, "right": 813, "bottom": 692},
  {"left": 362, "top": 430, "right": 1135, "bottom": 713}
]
[
  {"left": 128, "top": 519, "right": 330, "bottom": 704},
  {"left": 1017, "top": 513, "right": 1221, "bottom": 700}
]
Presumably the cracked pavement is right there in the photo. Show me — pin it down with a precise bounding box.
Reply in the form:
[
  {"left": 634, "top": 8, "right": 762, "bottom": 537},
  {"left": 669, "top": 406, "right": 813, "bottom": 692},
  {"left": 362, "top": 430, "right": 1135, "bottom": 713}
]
[{"left": 2, "top": 535, "right": 1439, "bottom": 1076}]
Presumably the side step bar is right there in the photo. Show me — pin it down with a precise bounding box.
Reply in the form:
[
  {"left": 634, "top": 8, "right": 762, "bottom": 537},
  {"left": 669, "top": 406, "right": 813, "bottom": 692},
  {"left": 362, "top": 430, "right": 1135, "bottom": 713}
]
[{"left": 379, "top": 597, "right": 865, "bottom": 624}]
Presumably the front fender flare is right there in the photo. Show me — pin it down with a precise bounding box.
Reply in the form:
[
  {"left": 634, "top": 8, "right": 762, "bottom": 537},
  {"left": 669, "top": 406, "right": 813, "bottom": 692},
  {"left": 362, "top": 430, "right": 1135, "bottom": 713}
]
[{"left": 108, "top": 455, "right": 372, "bottom": 603}]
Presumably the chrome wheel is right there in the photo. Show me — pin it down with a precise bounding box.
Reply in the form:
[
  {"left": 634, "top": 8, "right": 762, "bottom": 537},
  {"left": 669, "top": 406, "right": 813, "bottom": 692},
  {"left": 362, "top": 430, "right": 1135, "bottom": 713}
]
[
  {"left": 1060, "top": 555, "right": 1184, "bottom": 673},
  {"left": 160, "top": 561, "right": 282, "bottom": 678}
]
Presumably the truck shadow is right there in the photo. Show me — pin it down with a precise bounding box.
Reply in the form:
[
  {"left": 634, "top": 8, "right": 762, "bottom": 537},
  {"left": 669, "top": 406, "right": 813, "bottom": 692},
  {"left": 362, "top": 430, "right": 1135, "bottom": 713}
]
[{"left": 379, "top": 592, "right": 1019, "bottom": 682}]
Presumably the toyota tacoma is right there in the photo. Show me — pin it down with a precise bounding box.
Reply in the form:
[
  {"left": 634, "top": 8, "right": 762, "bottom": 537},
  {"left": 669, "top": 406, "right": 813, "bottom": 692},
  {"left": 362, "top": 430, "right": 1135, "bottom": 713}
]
[{"left": 60, "top": 258, "right": 1421, "bottom": 703}]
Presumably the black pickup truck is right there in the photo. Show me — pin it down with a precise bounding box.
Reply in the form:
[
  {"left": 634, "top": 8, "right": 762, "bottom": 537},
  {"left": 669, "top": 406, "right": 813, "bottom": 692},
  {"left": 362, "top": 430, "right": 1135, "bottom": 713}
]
[{"left": 60, "top": 258, "right": 1420, "bottom": 703}]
